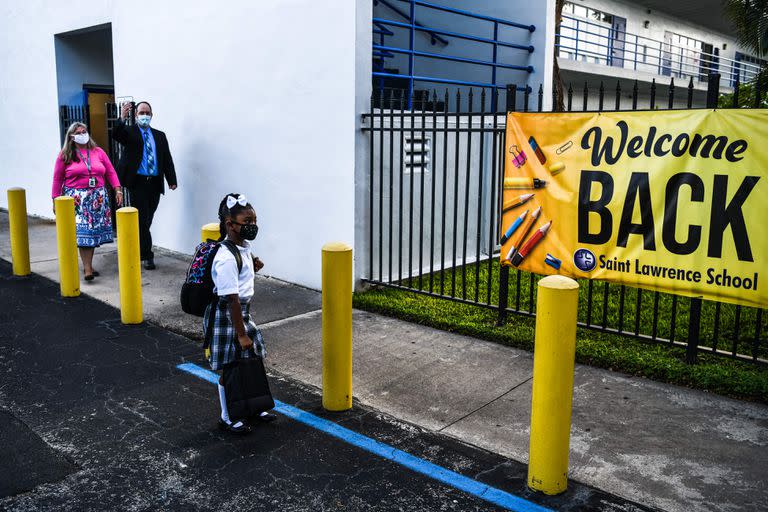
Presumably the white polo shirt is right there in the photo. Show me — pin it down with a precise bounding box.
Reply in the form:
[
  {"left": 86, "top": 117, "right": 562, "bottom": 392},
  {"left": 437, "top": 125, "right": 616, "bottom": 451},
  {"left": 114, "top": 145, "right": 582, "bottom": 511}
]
[{"left": 211, "top": 239, "right": 255, "bottom": 301}]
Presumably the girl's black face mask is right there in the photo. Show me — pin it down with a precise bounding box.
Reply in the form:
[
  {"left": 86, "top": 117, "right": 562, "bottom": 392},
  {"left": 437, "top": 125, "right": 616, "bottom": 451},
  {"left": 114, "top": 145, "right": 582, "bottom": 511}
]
[{"left": 233, "top": 222, "right": 258, "bottom": 240}]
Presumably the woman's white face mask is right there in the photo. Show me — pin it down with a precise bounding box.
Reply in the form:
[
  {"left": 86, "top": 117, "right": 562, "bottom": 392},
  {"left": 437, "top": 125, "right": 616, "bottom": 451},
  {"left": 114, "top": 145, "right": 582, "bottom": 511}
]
[{"left": 73, "top": 133, "right": 89, "bottom": 145}]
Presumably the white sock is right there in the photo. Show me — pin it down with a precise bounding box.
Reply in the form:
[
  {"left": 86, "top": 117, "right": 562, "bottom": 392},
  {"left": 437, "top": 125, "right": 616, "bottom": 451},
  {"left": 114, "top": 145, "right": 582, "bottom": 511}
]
[
  {"left": 218, "top": 384, "right": 230, "bottom": 423},
  {"left": 218, "top": 385, "right": 243, "bottom": 428}
]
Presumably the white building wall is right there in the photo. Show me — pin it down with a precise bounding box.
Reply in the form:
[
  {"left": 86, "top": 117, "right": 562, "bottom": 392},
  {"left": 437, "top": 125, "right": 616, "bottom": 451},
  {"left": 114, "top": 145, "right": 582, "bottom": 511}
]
[
  {"left": 563, "top": 0, "right": 748, "bottom": 85},
  {"left": 0, "top": 0, "right": 365, "bottom": 290}
]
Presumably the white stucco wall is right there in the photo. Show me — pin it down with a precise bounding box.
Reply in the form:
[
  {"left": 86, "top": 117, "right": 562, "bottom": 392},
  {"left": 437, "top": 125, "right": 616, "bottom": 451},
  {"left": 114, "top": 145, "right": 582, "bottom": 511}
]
[
  {"left": 562, "top": 0, "right": 752, "bottom": 85},
  {"left": 0, "top": 0, "right": 365, "bottom": 290}
]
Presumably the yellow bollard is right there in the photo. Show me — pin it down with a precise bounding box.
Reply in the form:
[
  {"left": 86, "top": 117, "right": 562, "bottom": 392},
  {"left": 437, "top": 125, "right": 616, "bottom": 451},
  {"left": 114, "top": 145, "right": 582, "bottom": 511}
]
[
  {"left": 117, "top": 207, "right": 143, "bottom": 324},
  {"left": 201, "top": 222, "right": 220, "bottom": 242},
  {"left": 202, "top": 223, "right": 220, "bottom": 360},
  {"left": 322, "top": 242, "right": 353, "bottom": 411},
  {"left": 54, "top": 196, "right": 80, "bottom": 297},
  {"left": 528, "top": 275, "right": 579, "bottom": 495},
  {"left": 7, "top": 188, "right": 31, "bottom": 276}
]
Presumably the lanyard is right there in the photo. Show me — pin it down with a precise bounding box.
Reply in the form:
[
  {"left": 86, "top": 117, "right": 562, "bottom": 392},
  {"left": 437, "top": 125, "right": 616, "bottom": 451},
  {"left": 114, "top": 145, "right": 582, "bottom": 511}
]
[{"left": 78, "top": 149, "right": 92, "bottom": 176}]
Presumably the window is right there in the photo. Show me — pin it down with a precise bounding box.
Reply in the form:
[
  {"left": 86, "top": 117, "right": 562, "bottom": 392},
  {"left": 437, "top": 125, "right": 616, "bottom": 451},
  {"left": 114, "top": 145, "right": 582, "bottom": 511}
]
[
  {"left": 662, "top": 31, "right": 711, "bottom": 79},
  {"left": 735, "top": 52, "right": 766, "bottom": 84},
  {"left": 559, "top": 2, "right": 616, "bottom": 65}
]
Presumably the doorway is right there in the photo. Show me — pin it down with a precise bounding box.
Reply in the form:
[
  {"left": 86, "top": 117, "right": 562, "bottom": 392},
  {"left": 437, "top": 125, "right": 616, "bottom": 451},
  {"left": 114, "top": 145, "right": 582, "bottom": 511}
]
[
  {"left": 54, "top": 24, "right": 115, "bottom": 146},
  {"left": 83, "top": 86, "right": 115, "bottom": 149}
]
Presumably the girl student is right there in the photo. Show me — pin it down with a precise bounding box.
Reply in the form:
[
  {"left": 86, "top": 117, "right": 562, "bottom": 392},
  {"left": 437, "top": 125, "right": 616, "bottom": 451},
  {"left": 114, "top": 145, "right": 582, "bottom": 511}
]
[{"left": 205, "top": 193, "right": 275, "bottom": 434}]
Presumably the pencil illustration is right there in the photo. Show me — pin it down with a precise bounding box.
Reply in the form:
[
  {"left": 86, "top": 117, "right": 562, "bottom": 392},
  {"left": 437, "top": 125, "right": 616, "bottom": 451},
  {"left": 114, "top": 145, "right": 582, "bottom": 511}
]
[
  {"left": 499, "top": 209, "right": 528, "bottom": 245},
  {"left": 502, "top": 193, "right": 535, "bottom": 213},
  {"left": 506, "top": 206, "right": 542, "bottom": 261},
  {"left": 511, "top": 220, "right": 552, "bottom": 266}
]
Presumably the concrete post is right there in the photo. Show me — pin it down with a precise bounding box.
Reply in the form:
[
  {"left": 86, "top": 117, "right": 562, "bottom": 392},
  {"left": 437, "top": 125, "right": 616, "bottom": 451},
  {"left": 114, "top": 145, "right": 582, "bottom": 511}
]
[
  {"left": 7, "top": 187, "right": 30, "bottom": 276},
  {"left": 54, "top": 196, "right": 80, "bottom": 297},
  {"left": 322, "top": 242, "right": 353, "bottom": 411},
  {"left": 527, "top": 275, "right": 579, "bottom": 494},
  {"left": 117, "top": 207, "right": 143, "bottom": 324}
]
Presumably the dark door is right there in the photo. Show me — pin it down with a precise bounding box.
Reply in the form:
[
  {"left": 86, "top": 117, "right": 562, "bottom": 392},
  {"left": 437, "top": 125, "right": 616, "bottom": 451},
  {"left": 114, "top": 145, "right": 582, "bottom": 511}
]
[
  {"left": 611, "top": 16, "right": 626, "bottom": 67},
  {"left": 699, "top": 43, "right": 716, "bottom": 81}
]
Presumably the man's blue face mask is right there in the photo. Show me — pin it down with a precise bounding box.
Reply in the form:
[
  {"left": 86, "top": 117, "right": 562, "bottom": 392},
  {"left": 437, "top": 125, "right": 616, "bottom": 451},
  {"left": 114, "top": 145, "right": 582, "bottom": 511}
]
[{"left": 137, "top": 115, "right": 152, "bottom": 128}]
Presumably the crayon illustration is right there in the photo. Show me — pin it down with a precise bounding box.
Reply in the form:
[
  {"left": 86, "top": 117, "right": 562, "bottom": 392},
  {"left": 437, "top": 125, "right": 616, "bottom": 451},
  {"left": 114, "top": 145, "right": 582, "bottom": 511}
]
[
  {"left": 511, "top": 220, "right": 552, "bottom": 266},
  {"left": 503, "top": 177, "right": 547, "bottom": 189},
  {"left": 500, "top": 209, "right": 528, "bottom": 245},
  {"left": 506, "top": 206, "right": 542, "bottom": 261},
  {"left": 528, "top": 135, "right": 546, "bottom": 164},
  {"left": 548, "top": 162, "right": 565, "bottom": 176},
  {"left": 502, "top": 193, "right": 535, "bottom": 213},
  {"left": 509, "top": 145, "right": 527, "bottom": 168},
  {"left": 545, "top": 253, "right": 562, "bottom": 270}
]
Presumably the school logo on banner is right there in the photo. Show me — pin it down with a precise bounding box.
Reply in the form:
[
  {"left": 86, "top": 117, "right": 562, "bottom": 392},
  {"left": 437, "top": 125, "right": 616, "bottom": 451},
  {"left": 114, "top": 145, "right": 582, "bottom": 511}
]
[{"left": 500, "top": 109, "right": 767, "bottom": 309}]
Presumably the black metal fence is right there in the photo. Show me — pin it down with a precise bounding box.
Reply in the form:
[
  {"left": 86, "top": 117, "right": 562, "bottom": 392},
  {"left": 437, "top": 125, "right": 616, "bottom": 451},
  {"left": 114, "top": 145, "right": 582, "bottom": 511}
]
[
  {"left": 58, "top": 104, "right": 90, "bottom": 145},
  {"left": 362, "top": 74, "right": 767, "bottom": 366}
]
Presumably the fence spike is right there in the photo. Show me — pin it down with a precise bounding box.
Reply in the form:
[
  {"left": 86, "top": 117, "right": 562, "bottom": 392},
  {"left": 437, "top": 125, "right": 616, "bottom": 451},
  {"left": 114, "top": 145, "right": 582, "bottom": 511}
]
[
  {"left": 523, "top": 85, "right": 530, "bottom": 112},
  {"left": 650, "top": 78, "right": 657, "bottom": 110},
  {"left": 567, "top": 83, "right": 573, "bottom": 111},
  {"left": 668, "top": 78, "right": 675, "bottom": 109},
  {"left": 732, "top": 79, "right": 740, "bottom": 108},
  {"left": 538, "top": 84, "right": 544, "bottom": 112},
  {"left": 468, "top": 88, "right": 474, "bottom": 112},
  {"left": 632, "top": 80, "right": 639, "bottom": 110},
  {"left": 598, "top": 81, "right": 604, "bottom": 111},
  {"left": 615, "top": 81, "right": 621, "bottom": 110},
  {"left": 687, "top": 77, "right": 694, "bottom": 108},
  {"left": 582, "top": 81, "right": 588, "bottom": 111}
]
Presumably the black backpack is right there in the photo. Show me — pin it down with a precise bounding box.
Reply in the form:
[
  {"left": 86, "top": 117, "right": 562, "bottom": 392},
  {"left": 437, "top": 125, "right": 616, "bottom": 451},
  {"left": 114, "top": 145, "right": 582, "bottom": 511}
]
[{"left": 180, "top": 239, "right": 243, "bottom": 317}]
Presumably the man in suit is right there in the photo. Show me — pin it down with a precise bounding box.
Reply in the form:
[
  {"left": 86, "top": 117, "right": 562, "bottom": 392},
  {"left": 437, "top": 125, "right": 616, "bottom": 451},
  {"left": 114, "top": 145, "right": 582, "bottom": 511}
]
[{"left": 112, "top": 101, "right": 177, "bottom": 270}]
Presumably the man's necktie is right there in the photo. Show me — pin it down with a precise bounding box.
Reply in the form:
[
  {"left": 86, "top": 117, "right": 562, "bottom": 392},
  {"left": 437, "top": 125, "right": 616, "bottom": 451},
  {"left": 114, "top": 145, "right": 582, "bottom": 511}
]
[{"left": 143, "top": 131, "right": 156, "bottom": 175}]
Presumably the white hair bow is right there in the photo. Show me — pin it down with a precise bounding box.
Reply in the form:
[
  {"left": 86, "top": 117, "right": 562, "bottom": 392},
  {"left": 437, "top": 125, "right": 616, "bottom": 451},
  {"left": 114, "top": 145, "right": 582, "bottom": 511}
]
[{"left": 226, "top": 194, "right": 247, "bottom": 209}]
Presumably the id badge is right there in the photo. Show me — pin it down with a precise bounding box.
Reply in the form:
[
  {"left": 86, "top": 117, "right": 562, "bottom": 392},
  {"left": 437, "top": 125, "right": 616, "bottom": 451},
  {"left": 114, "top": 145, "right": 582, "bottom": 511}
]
[{"left": 88, "top": 177, "right": 96, "bottom": 188}]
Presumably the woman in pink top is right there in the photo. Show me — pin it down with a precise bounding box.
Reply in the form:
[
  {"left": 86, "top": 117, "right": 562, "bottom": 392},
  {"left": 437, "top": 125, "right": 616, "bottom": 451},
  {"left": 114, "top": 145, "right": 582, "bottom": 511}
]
[{"left": 52, "top": 122, "right": 123, "bottom": 281}]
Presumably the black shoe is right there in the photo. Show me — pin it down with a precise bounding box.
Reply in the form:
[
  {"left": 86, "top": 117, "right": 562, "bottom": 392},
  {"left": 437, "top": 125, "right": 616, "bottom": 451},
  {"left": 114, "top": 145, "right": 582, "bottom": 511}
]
[
  {"left": 255, "top": 411, "right": 277, "bottom": 423},
  {"left": 218, "top": 418, "right": 251, "bottom": 434},
  {"left": 143, "top": 259, "right": 156, "bottom": 270}
]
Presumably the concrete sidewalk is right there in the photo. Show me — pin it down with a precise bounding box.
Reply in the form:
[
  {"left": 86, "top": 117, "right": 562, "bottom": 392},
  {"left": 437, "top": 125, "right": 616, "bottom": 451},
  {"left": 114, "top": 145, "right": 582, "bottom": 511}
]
[{"left": 1, "top": 212, "right": 766, "bottom": 512}]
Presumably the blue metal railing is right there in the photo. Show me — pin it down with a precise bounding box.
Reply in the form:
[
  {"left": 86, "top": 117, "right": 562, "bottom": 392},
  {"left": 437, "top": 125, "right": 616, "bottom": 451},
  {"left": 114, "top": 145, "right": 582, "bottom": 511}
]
[
  {"left": 556, "top": 14, "right": 762, "bottom": 86},
  {"left": 374, "top": 0, "right": 449, "bottom": 46},
  {"left": 372, "top": 0, "right": 535, "bottom": 109}
]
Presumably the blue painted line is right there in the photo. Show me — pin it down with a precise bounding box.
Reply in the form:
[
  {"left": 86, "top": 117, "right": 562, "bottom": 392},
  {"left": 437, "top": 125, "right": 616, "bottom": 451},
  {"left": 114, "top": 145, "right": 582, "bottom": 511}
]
[{"left": 176, "top": 362, "right": 551, "bottom": 512}]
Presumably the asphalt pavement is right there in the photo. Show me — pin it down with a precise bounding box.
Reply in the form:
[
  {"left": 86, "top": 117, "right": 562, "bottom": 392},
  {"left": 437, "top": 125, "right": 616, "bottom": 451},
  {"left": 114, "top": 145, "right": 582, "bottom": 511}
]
[
  {"left": 0, "top": 260, "right": 655, "bottom": 511},
  {"left": 2, "top": 213, "right": 768, "bottom": 512}
]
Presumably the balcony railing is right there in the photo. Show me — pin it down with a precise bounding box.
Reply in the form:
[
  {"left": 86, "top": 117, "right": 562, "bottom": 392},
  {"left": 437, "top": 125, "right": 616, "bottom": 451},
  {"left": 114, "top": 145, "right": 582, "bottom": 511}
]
[
  {"left": 556, "top": 14, "right": 763, "bottom": 87},
  {"left": 373, "top": 0, "right": 536, "bottom": 110}
]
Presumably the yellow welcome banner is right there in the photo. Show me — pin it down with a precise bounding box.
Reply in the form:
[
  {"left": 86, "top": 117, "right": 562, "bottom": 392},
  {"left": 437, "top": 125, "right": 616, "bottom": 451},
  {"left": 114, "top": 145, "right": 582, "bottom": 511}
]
[{"left": 502, "top": 110, "right": 768, "bottom": 309}]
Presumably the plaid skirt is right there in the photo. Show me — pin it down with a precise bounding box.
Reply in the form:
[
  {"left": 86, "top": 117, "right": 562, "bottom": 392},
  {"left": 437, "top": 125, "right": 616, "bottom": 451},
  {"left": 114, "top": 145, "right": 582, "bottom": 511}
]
[{"left": 203, "top": 298, "right": 266, "bottom": 371}]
